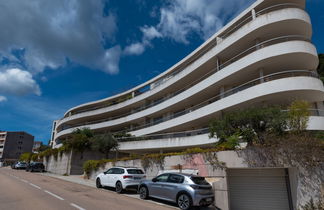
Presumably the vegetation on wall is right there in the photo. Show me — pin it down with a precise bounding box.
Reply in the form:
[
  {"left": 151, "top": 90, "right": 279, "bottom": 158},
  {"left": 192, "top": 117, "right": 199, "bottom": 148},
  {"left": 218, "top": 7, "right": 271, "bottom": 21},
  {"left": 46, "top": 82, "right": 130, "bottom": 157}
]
[
  {"left": 82, "top": 146, "right": 233, "bottom": 177},
  {"left": 209, "top": 106, "right": 288, "bottom": 146},
  {"left": 209, "top": 100, "right": 311, "bottom": 146},
  {"left": 317, "top": 54, "right": 324, "bottom": 83}
]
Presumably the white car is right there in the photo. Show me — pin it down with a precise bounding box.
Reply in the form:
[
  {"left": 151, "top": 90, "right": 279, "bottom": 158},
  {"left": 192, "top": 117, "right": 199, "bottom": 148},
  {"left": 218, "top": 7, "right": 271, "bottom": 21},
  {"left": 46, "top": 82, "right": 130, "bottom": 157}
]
[{"left": 96, "top": 167, "right": 146, "bottom": 193}]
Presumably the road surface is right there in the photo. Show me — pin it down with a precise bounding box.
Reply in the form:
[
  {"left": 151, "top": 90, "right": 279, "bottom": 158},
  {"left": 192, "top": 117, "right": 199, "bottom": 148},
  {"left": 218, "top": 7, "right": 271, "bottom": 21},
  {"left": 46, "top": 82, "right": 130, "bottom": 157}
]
[{"left": 0, "top": 167, "right": 174, "bottom": 210}]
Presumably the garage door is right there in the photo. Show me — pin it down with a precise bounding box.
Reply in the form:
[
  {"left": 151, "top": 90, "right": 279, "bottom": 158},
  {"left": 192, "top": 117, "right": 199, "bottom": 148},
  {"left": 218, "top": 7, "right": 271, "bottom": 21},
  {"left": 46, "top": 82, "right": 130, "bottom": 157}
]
[{"left": 227, "top": 168, "right": 292, "bottom": 210}]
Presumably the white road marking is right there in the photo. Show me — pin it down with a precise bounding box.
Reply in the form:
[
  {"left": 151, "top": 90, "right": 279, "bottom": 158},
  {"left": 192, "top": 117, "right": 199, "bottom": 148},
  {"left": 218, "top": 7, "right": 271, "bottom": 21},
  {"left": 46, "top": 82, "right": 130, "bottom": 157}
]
[
  {"left": 20, "top": 179, "right": 28, "bottom": 183},
  {"left": 70, "top": 203, "right": 86, "bottom": 210},
  {"left": 44, "top": 190, "right": 64, "bottom": 200},
  {"left": 29, "top": 183, "right": 41, "bottom": 190}
]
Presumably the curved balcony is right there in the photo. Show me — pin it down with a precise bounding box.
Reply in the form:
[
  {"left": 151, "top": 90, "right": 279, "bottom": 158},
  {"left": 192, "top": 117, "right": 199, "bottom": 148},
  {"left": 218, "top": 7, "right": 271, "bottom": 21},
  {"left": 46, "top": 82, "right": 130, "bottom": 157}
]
[
  {"left": 56, "top": 34, "right": 316, "bottom": 133},
  {"left": 131, "top": 76, "right": 324, "bottom": 136},
  {"left": 118, "top": 109, "right": 324, "bottom": 153},
  {"left": 59, "top": 3, "right": 311, "bottom": 121},
  {"left": 54, "top": 70, "right": 323, "bottom": 140}
]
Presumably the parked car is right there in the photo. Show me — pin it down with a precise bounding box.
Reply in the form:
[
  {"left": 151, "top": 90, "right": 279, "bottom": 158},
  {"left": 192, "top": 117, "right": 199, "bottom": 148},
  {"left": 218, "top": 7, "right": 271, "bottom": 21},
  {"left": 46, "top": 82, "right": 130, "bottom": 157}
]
[
  {"left": 14, "top": 162, "right": 27, "bottom": 169},
  {"left": 11, "top": 162, "right": 17, "bottom": 169},
  {"left": 26, "top": 162, "right": 45, "bottom": 172},
  {"left": 96, "top": 167, "right": 146, "bottom": 193},
  {"left": 138, "top": 173, "right": 214, "bottom": 210}
]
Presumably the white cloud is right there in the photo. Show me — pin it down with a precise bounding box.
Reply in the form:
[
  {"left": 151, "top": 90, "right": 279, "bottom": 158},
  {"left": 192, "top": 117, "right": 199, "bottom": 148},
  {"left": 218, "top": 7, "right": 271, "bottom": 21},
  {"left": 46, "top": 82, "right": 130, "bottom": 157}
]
[
  {"left": 141, "top": 26, "right": 162, "bottom": 40},
  {"left": 124, "top": 43, "right": 146, "bottom": 55},
  {"left": 0, "top": 96, "right": 7, "bottom": 102},
  {"left": 154, "top": 0, "right": 254, "bottom": 43},
  {"left": 0, "top": 68, "right": 41, "bottom": 96},
  {"left": 102, "top": 46, "right": 122, "bottom": 74},
  {"left": 124, "top": 0, "right": 253, "bottom": 56},
  {"left": 0, "top": 0, "right": 118, "bottom": 74},
  {"left": 123, "top": 26, "right": 162, "bottom": 56}
]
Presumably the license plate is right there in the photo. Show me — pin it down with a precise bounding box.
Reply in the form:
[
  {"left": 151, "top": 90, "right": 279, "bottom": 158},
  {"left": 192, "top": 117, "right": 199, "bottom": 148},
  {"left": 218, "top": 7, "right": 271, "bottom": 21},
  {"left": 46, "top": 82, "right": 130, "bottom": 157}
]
[
  {"left": 134, "top": 177, "right": 141, "bottom": 180},
  {"left": 206, "top": 198, "right": 212, "bottom": 202}
]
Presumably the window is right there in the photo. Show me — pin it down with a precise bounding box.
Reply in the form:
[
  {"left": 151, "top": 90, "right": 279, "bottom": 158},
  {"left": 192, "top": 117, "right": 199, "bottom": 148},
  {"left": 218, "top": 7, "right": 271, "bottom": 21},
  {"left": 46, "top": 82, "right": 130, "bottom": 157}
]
[
  {"left": 127, "top": 169, "right": 144, "bottom": 174},
  {"left": 155, "top": 174, "right": 169, "bottom": 182},
  {"left": 115, "top": 168, "right": 125, "bottom": 174},
  {"left": 191, "top": 176, "right": 209, "bottom": 185},
  {"left": 105, "top": 168, "right": 114, "bottom": 174},
  {"left": 168, "top": 174, "right": 184, "bottom": 183}
]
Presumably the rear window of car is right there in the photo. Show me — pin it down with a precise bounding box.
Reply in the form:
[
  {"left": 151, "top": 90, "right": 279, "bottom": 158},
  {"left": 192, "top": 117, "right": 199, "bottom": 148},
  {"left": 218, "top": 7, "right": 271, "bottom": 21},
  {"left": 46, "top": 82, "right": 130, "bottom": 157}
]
[
  {"left": 127, "top": 169, "right": 144, "bottom": 174},
  {"left": 191, "top": 176, "right": 209, "bottom": 185}
]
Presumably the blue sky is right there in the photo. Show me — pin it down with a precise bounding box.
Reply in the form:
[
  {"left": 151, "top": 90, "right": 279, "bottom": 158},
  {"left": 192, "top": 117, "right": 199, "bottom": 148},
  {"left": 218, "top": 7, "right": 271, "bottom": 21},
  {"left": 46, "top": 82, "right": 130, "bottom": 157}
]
[{"left": 0, "top": 0, "right": 323, "bottom": 144}]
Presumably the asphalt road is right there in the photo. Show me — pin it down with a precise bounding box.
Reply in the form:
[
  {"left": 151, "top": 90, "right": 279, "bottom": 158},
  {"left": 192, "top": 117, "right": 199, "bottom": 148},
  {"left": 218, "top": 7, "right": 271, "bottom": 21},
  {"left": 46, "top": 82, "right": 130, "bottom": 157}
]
[{"left": 0, "top": 167, "right": 174, "bottom": 210}]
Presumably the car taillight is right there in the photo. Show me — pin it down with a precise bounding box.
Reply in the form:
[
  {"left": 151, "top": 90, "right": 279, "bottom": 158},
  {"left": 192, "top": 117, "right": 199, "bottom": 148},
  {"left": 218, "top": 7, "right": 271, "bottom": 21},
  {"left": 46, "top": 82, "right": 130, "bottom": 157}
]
[{"left": 123, "top": 175, "right": 133, "bottom": 179}]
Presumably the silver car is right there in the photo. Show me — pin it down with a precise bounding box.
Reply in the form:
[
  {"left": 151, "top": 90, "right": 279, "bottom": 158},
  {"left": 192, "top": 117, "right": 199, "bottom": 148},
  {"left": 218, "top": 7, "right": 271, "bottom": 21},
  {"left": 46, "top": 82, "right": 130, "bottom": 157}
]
[{"left": 138, "top": 173, "right": 214, "bottom": 210}]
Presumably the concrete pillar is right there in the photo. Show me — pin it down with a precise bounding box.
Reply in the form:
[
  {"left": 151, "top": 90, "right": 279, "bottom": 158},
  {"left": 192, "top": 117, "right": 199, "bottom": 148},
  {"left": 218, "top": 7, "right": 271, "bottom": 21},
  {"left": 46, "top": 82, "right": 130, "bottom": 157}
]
[
  {"left": 259, "top": 68, "right": 264, "bottom": 83},
  {"left": 213, "top": 177, "right": 229, "bottom": 210},
  {"left": 315, "top": 101, "right": 324, "bottom": 116},
  {"left": 132, "top": 91, "right": 135, "bottom": 98},
  {"left": 256, "top": 38, "right": 261, "bottom": 50},
  {"left": 216, "top": 57, "right": 220, "bottom": 71},
  {"left": 216, "top": 37, "right": 223, "bottom": 45},
  {"left": 220, "top": 86, "right": 225, "bottom": 99},
  {"left": 252, "top": 9, "right": 256, "bottom": 20}
]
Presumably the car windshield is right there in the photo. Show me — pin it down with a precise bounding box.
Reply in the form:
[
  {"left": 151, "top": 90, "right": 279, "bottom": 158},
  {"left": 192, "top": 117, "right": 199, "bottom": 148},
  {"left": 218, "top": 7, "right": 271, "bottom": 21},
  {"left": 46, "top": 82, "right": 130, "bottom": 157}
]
[
  {"left": 191, "top": 176, "right": 209, "bottom": 185},
  {"left": 127, "top": 169, "right": 144, "bottom": 174}
]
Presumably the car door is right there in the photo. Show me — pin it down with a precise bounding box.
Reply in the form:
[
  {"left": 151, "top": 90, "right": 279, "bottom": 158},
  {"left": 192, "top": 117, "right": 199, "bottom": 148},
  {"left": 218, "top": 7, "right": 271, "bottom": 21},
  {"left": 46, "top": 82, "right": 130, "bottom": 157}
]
[
  {"left": 163, "top": 174, "right": 184, "bottom": 201},
  {"left": 111, "top": 168, "right": 124, "bottom": 186},
  {"left": 149, "top": 173, "right": 169, "bottom": 199},
  {"left": 101, "top": 168, "right": 114, "bottom": 186}
]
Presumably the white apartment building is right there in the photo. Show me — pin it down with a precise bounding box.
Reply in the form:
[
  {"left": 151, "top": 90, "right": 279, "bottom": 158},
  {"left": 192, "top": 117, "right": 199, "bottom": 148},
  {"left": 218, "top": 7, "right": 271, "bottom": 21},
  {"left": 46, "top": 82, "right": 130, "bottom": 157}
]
[{"left": 51, "top": 0, "right": 324, "bottom": 153}]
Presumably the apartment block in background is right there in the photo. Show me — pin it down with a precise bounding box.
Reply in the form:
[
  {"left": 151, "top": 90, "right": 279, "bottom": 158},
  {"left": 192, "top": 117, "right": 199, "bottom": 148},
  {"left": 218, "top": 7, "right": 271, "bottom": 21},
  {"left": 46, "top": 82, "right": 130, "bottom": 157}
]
[{"left": 0, "top": 131, "right": 34, "bottom": 163}]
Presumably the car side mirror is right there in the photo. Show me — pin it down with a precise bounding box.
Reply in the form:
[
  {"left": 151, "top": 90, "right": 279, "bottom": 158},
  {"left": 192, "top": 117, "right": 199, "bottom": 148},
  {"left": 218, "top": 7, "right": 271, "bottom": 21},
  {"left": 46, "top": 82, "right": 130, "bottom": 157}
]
[
  {"left": 103, "top": 172, "right": 107, "bottom": 175},
  {"left": 152, "top": 178, "right": 157, "bottom": 182}
]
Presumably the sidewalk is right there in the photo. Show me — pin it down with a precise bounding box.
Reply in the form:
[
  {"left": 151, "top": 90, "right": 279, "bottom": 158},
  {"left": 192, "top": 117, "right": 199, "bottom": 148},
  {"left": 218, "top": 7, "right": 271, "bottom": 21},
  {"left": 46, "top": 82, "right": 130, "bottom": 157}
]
[{"left": 40, "top": 172, "right": 95, "bottom": 188}]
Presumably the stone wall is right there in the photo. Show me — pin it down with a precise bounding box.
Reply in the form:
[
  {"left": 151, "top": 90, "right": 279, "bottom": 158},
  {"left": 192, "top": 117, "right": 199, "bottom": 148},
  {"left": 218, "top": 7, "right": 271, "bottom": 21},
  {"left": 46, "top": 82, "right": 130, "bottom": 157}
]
[{"left": 43, "top": 150, "right": 106, "bottom": 175}]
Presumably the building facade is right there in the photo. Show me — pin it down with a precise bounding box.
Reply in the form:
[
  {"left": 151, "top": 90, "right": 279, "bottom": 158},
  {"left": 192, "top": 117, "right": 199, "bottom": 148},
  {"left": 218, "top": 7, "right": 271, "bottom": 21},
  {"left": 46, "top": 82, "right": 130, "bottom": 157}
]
[
  {"left": 32, "top": 141, "right": 42, "bottom": 153},
  {"left": 51, "top": 0, "right": 324, "bottom": 153},
  {"left": 0, "top": 131, "right": 34, "bottom": 163}
]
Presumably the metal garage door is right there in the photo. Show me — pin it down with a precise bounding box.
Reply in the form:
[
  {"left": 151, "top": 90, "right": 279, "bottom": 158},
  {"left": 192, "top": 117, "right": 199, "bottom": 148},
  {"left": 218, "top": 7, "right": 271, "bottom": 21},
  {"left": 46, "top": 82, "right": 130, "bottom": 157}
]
[{"left": 227, "top": 168, "right": 292, "bottom": 210}]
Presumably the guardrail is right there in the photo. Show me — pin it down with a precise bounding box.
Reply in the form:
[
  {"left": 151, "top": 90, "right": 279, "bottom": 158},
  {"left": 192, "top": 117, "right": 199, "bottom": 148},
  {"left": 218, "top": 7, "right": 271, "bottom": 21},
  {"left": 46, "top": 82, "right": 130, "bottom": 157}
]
[{"left": 62, "top": 3, "right": 303, "bottom": 118}]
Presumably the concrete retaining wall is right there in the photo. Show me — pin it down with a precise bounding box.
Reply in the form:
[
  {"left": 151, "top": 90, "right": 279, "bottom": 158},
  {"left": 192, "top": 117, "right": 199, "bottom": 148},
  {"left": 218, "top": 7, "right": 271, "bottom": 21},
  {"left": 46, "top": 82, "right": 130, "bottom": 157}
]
[{"left": 43, "top": 150, "right": 106, "bottom": 175}]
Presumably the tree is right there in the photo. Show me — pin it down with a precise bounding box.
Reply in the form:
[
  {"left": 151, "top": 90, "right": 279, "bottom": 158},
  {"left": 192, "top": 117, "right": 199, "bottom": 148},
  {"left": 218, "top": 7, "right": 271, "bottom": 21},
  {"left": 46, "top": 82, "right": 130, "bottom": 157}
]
[
  {"left": 288, "top": 100, "right": 310, "bottom": 133},
  {"left": 20, "top": 152, "right": 32, "bottom": 162},
  {"left": 64, "top": 128, "right": 94, "bottom": 159},
  {"left": 37, "top": 144, "right": 51, "bottom": 152},
  {"left": 209, "top": 106, "right": 288, "bottom": 146},
  {"left": 90, "top": 133, "right": 119, "bottom": 158}
]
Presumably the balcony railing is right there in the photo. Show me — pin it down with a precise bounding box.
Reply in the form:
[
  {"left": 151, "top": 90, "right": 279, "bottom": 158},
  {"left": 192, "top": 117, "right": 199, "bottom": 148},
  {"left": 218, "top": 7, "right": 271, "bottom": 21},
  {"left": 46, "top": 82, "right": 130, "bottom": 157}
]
[
  {"left": 127, "top": 70, "right": 318, "bottom": 132},
  {"left": 117, "top": 128, "right": 210, "bottom": 142},
  {"left": 118, "top": 108, "right": 324, "bottom": 142},
  {"left": 57, "top": 69, "right": 318, "bottom": 134},
  {"left": 62, "top": 3, "right": 303, "bottom": 119}
]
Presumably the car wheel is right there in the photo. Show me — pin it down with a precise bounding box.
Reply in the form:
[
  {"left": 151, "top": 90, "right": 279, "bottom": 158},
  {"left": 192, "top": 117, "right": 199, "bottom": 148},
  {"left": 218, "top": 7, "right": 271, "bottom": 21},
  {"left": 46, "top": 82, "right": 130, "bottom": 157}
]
[
  {"left": 96, "top": 178, "right": 102, "bottom": 188},
  {"left": 115, "top": 181, "right": 123, "bottom": 194},
  {"left": 177, "top": 193, "right": 192, "bottom": 210},
  {"left": 139, "top": 186, "right": 149, "bottom": 199}
]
